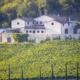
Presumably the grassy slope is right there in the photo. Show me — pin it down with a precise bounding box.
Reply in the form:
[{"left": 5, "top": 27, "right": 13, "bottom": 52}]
[{"left": 0, "top": 40, "right": 80, "bottom": 79}]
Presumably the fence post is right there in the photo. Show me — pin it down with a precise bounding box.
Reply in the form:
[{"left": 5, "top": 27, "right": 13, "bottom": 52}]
[
  {"left": 65, "top": 63, "right": 68, "bottom": 80},
  {"left": 21, "top": 68, "right": 24, "bottom": 80},
  {"left": 8, "top": 64, "right": 10, "bottom": 80},
  {"left": 51, "top": 64, "right": 54, "bottom": 80},
  {"left": 39, "top": 66, "right": 42, "bottom": 80},
  {"left": 77, "top": 62, "right": 79, "bottom": 80}
]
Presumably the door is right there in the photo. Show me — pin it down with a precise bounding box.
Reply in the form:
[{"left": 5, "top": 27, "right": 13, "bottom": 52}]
[{"left": 7, "top": 37, "right": 11, "bottom": 43}]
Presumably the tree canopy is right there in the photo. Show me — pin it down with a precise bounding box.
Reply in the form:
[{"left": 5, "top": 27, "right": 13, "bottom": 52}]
[{"left": 0, "top": 0, "right": 80, "bottom": 28}]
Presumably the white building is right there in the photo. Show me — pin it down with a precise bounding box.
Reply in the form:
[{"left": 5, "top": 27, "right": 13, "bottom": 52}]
[
  {"left": 34, "top": 15, "right": 63, "bottom": 34},
  {"left": 11, "top": 15, "right": 80, "bottom": 42},
  {"left": 1, "top": 15, "right": 79, "bottom": 43},
  {"left": 34, "top": 15, "right": 65, "bottom": 40}
]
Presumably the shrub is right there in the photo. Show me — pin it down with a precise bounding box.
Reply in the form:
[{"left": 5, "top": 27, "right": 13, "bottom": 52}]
[{"left": 13, "top": 33, "right": 28, "bottom": 42}]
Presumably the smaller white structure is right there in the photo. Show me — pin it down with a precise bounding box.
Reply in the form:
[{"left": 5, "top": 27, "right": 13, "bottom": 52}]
[
  {"left": 62, "top": 20, "right": 80, "bottom": 39},
  {"left": 0, "top": 33, "right": 14, "bottom": 43},
  {"left": 11, "top": 18, "right": 25, "bottom": 29}
]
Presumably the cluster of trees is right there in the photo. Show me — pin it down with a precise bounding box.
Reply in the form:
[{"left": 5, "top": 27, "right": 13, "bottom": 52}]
[{"left": 0, "top": 0, "right": 80, "bottom": 28}]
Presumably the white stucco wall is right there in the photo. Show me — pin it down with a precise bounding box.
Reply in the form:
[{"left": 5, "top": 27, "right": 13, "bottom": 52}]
[
  {"left": 61, "top": 23, "right": 73, "bottom": 39},
  {"left": 61, "top": 21, "right": 80, "bottom": 39},
  {"left": 10, "top": 15, "right": 80, "bottom": 42},
  {"left": 34, "top": 15, "right": 62, "bottom": 35},
  {"left": 1, "top": 33, "right": 14, "bottom": 43},
  {"left": 28, "top": 34, "right": 47, "bottom": 43},
  {"left": 44, "top": 21, "right": 62, "bottom": 34},
  {"left": 11, "top": 18, "right": 25, "bottom": 29}
]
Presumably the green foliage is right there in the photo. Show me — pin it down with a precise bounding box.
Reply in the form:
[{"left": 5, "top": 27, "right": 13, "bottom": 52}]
[
  {"left": 0, "top": 0, "right": 80, "bottom": 15},
  {"left": 13, "top": 33, "right": 28, "bottom": 42},
  {"left": 0, "top": 40, "right": 80, "bottom": 79},
  {"left": 2, "top": 22, "right": 9, "bottom": 28}
]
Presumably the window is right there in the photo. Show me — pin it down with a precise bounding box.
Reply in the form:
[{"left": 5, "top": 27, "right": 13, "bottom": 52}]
[
  {"left": 33, "top": 30, "right": 35, "bottom": 33},
  {"left": 33, "top": 21, "right": 35, "bottom": 24},
  {"left": 26, "top": 30, "right": 28, "bottom": 33},
  {"left": 7, "top": 37, "right": 11, "bottom": 43},
  {"left": 29, "top": 31, "right": 32, "bottom": 33},
  {"left": 17, "top": 22, "right": 20, "bottom": 25},
  {"left": 65, "top": 29, "right": 68, "bottom": 34},
  {"left": 27, "top": 22, "right": 29, "bottom": 25},
  {"left": 73, "top": 28, "right": 77, "bottom": 34},
  {"left": 41, "top": 31, "right": 44, "bottom": 33},
  {"left": 51, "top": 22, "right": 54, "bottom": 25},
  {"left": 37, "top": 31, "right": 39, "bottom": 33},
  {"left": 36, "top": 21, "right": 38, "bottom": 24},
  {"left": 40, "top": 21, "right": 42, "bottom": 24}
]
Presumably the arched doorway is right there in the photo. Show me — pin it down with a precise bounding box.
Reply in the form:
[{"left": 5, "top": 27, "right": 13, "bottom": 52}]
[{"left": 7, "top": 37, "right": 11, "bottom": 43}]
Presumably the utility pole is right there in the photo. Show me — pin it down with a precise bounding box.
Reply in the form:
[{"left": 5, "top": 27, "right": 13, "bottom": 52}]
[
  {"left": 65, "top": 63, "right": 68, "bottom": 80},
  {"left": 8, "top": 64, "right": 10, "bottom": 80},
  {"left": 77, "top": 62, "right": 79, "bottom": 80},
  {"left": 44, "top": 0, "right": 48, "bottom": 15},
  {"left": 37, "top": 0, "right": 42, "bottom": 16},
  {"left": 51, "top": 64, "right": 54, "bottom": 80},
  {"left": 21, "top": 68, "right": 24, "bottom": 80}
]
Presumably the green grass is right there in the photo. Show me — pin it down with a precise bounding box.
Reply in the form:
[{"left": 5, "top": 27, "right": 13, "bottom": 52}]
[{"left": 0, "top": 40, "right": 80, "bottom": 79}]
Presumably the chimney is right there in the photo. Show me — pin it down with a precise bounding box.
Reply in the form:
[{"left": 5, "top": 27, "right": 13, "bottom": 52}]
[
  {"left": 69, "top": 17, "right": 71, "bottom": 22},
  {"left": 38, "top": 8, "right": 42, "bottom": 16},
  {"left": 44, "top": 9, "right": 48, "bottom": 15}
]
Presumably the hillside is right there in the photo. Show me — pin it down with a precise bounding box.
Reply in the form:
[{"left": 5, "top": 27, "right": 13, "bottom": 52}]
[
  {"left": 0, "top": 40, "right": 80, "bottom": 79},
  {"left": 0, "top": 0, "right": 80, "bottom": 28}
]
